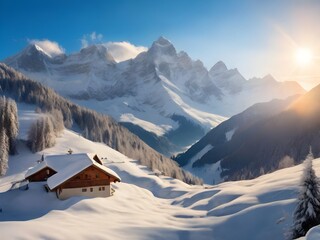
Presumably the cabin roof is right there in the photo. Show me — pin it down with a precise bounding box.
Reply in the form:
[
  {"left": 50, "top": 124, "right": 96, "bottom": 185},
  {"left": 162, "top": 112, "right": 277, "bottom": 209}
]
[
  {"left": 25, "top": 161, "right": 52, "bottom": 178},
  {"left": 25, "top": 153, "right": 121, "bottom": 189},
  {"left": 25, "top": 153, "right": 95, "bottom": 178}
]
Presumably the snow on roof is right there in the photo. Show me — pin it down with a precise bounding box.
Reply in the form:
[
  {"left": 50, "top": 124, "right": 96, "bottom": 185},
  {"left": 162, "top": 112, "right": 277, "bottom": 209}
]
[
  {"left": 25, "top": 153, "right": 92, "bottom": 178},
  {"left": 25, "top": 153, "right": 121, "bottom": 189},
  {"left": 47, "top": 157, "right": 93, "bottom": 190},
  {"left": 25, "top": 160, "right": 49, "bottom": 178}
]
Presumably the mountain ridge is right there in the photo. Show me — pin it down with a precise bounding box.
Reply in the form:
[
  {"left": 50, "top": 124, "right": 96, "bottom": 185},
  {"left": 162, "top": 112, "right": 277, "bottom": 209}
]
[
  {"left": 175, "top": 81, "right": 320, "bottom": 183},
  {"left": 2, "top": 37, "right": 306, "bottom": 156},
  {"left": 0, "top": 63, "right": 202, "bottom": 185}
]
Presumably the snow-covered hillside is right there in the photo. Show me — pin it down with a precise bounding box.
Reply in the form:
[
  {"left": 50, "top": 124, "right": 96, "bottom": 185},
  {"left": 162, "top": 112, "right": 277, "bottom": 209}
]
[
  {"left": 174, "top": 96, "right": 300, "bottom": 183},
  {"left": 0, "top": 101, "right": 316, "bottom": 240},
  {"left": 3, "top": 37, "right": 305, "bottom": 155}
]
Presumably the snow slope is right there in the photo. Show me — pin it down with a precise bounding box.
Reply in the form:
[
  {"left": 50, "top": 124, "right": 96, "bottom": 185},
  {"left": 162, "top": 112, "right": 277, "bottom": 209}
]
[
  {"left": 182, "top": 145, "right": 225, "bottom": 185},
  {"left": 174, "top": 95, "right": 303, "bottom": 183},
  {"left": 0, "top": 103, "right": 314, "bottom": 240},
  {"left": 304, "top": 226, "right": 320, "bottom": 239}
]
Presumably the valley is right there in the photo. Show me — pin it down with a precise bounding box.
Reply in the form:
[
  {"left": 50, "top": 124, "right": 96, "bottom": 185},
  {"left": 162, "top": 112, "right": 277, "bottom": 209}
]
[
  {"left": 2, "top": 1, "right": 320, "bottom": 238},
  {"left": 0, "top": 105, "right": 315, "bottom": 240}
]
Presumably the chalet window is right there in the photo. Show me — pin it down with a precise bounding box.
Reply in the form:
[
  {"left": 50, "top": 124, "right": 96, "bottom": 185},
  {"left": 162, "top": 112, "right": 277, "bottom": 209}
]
[
  {"left": 99, "top": 187, "right": 101, "bottom": 191},
  {"left": 90, "top": 188, "right": 93, "bottom": 192},
  {"left": 96, "top": 174, "right": 99, "bottom": 178},
  {"left": 76, "top": 176, "right": 80, "bottom": 180},
  {"left": 82, "top": 188, "right": 87, "bottom": 192},
  {"left": 85, "top": 174, "right": 88, "bottom": 179},
  {"left": 102, "top": 187, "right": 105, "bottom": 191}
]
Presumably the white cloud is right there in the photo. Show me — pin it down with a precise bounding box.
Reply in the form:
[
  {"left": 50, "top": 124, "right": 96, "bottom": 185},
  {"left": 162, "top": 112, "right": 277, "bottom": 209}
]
[
  {"left": 80, "top": 32, "right": 147, "bottom": 61},
  {"left": 81, "top": 32, "right": 104, "bottom": 48},
  {"left": 90, "top": 32, "right": 103, "bottom": 41},
  {"left": 90, "top": 32, "right": 97, "bottom": 41},
  {"left": 81, "top": 38, "right": 89, "bottom": 48},
  {"left": 104, "top": 41, "right": 147, "bottom": 62},
  {"left": 29, "top": 39, "right": 65, "bottom": 57}
]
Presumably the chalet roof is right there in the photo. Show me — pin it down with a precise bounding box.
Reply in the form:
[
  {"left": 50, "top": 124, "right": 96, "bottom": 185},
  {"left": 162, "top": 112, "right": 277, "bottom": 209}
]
[
  {"left": 25, "top": 161, "right": 52, "bottom": 178},
  {"left": 25, "top": 153, "right": 96, "bottom": 178},
  {"left": 25, "top": 153, "right": 121, "bottom": 189}
]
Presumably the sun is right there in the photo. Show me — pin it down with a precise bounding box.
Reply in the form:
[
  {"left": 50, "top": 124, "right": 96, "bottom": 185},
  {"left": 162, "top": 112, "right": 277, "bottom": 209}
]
[{"left": 295, "top": 48, "right": 313, "bottom": 66}]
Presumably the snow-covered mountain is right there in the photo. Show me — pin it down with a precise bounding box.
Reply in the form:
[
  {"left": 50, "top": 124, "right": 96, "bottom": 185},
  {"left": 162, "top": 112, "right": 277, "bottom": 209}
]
[
  {"left": 0, "top": 103, "right": 317, "bottom": 239},
  {"left": 3, "top": 37, "right": 305, "bottom": 155},
  {"left": 0, "top": 63, "right": 201, "bottom": 185},
  {"left": 174, "top": 95, "right": 300, "bottom": 184},
  {"left": 175, "top": 82, "right": 320, "bottom": 184}
]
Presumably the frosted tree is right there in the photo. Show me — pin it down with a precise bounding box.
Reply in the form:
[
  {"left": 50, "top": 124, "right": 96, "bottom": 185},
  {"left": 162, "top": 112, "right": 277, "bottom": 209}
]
[
  {"left": 6, "top": 99, "right": 19, "bottom": 154},
  {"left": 291, "top": 150, "right": 320, "bottom": 239},
  {"left": 44, "top": 116, "right": 55, "bottom": 148},
  {"left": 49, "top": 109, "right": 64, "bottom": 133},
  {"left": 0, "top": 128, "right": 9, "bottom": 175},
  {"left": 28, "top": 119, "right": 42, "bottom": 152},
  {"left": 27, "top": 114, "right": 61, "bottom": 153},
  {"left": 0, "top": 97, "right": 19, "bottom": 155},
  {"left": 0, "top": 97, "right": 18, "bottom": 175}
]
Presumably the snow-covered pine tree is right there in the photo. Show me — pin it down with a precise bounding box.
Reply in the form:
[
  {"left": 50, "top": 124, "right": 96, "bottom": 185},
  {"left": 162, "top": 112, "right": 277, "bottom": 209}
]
[
  {"left": 43, "top": 116, "right": 55, "bottom": 148},
  {"left": 0, "top": 96, "right": 19, "bottom": 155},
  {"left": 27, "top": 114, "right": 61, "bottom": 153},
  {"left": 5, "top": 98, "right": 19, "bottom": 154},
  {"left": 0, "top": 126, "right": 9, "bottom": 175},
  {"left": 27, "top": 118, "right": 42, "bottom": 153},
  {"left": 0, "top": 97, "right": 18, "bottom": 175},
  {"left": 291, "top": 150, "right": 320, "bottom": 239}
]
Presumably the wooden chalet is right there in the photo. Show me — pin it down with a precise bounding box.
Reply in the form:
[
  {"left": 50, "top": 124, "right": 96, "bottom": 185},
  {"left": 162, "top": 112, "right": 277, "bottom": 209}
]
[{"left": 25, "top": 153, "right": 121, "bottom": 200}]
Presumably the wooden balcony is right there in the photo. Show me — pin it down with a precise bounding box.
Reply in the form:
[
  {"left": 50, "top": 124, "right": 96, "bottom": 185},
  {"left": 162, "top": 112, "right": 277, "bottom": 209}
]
[{"left": 62, "top": 179, "right": 110, "bottom": 188}]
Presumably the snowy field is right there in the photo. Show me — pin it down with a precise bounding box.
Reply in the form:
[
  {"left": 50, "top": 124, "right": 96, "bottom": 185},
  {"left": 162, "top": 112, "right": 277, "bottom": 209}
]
[{"left": 0, "top": 105, "right": 318, "bottom": 239}]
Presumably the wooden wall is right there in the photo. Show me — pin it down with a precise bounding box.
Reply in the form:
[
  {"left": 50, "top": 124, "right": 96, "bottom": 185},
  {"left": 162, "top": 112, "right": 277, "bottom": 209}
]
[
  {"left": 58, "top": 165, "right": 118, "bottom": 189},
  {"left": 27, "top": 167, "right": 57, "bottom": 182}
]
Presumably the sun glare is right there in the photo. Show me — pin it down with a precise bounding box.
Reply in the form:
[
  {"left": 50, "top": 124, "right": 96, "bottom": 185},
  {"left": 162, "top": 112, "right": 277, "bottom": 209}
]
[{"left": 295, "top": 48, "right": 313, "bottom": 66}]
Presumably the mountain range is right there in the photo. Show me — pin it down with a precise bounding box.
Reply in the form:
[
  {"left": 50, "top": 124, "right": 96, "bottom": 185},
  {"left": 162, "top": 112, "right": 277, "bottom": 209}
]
[
  {"left": 175, "top": 82, "right": 320, "bottom": 183},
  {"left": 3, "top": 37, "right": 305, "bottom": 156},
  {"left": 0, "top": 63, "right": 202, "bottom": 185}
]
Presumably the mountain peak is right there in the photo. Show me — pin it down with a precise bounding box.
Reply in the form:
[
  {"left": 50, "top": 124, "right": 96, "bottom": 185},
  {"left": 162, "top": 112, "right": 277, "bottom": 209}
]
[
  {"left": 31, "top": 44, "right": 47, "bottom": 54},
  {"left": 22, "top": 43, "right": 52, "bottom": 59},
  {"left": 149, "top": 37, "right": 176, "bottom": 57},
  {"left": 262, "top": 74, "right": 277, "bottom": 83},
  {"left": 79, "top": 44, "right": 115, "bottom": 63},
  {"left": 3, "top": 43, "right": 54, "bottom": 72},
  {"left": 209, "top": 61, "right": 228, "bottom": 75},
  {"left": 177, "top": 51, "right": 192, "bottom": 65},
  {"left": 154, "top": 36, "right": 172, "bottom": 46}
]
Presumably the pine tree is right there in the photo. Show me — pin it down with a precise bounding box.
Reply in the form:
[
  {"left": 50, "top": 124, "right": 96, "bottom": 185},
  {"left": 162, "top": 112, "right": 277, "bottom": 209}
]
[
  {"left": 0, "top": 97, "right": 18, "bottom": 175},
  {"left": 43, "top": 116, "right": 55, "bottom": 148},
  {"left": 28, "top": 118, "right": 41, "bottom": 153},
  {"left": 27, "top": 115, "right": 60, "bottom": 152},
  {"left": 6, "top": 99, "right": 19, "bottom": 154},
  {"left": 0, "top": 97, "right": 19, "bottom": 155},
  {"left": 291, "top": 150, "right": 320, "bottom": 239},
  {"left": 0, "top": 128, "right": 9, "bottom": 175}
]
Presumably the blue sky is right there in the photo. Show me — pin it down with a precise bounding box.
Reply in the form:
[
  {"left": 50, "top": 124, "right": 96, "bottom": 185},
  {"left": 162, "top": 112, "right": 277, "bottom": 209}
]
[{"left": 1, "top": 0, "right": 320, "bottom": 89}]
